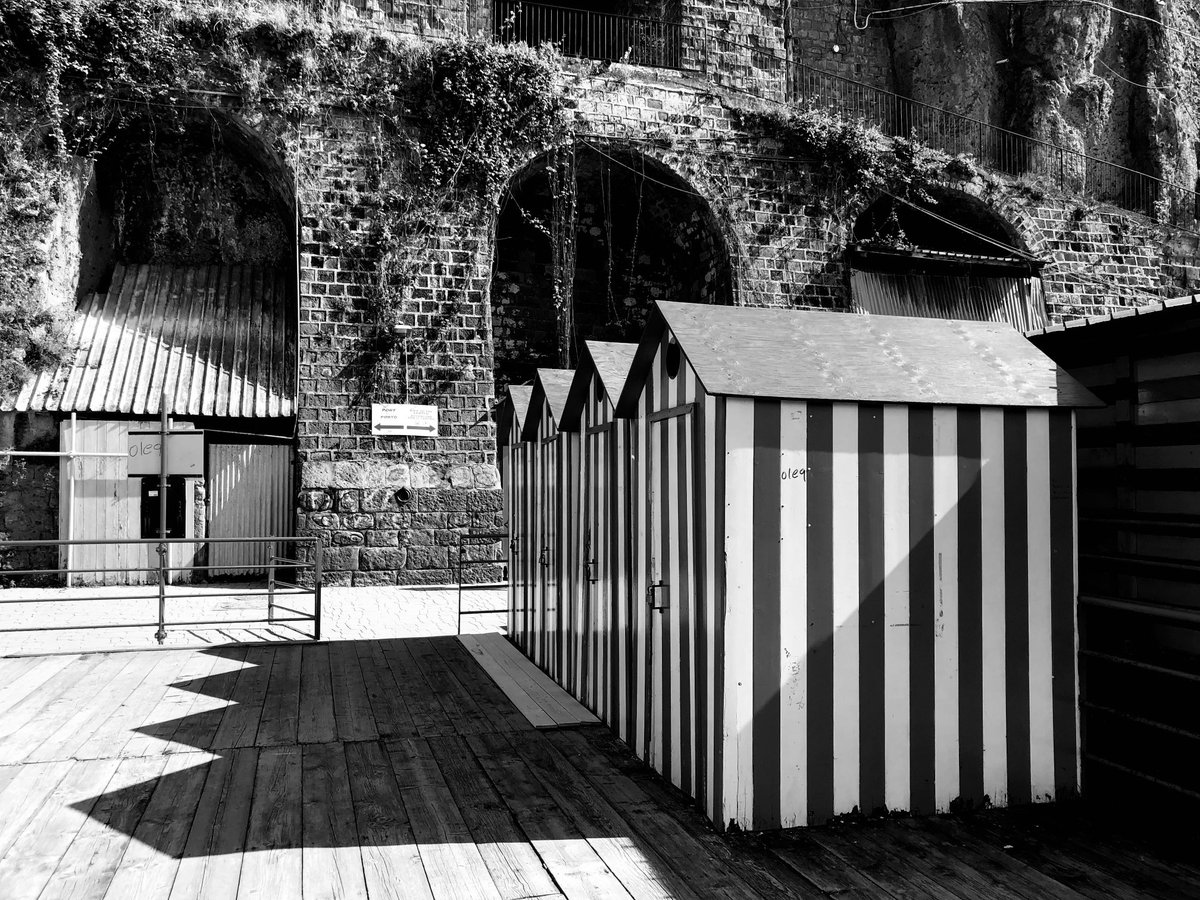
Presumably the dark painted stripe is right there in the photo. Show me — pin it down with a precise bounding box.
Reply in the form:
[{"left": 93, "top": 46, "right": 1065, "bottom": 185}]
[
  {"left": 957, "top": 407, "right": 985, "bottom": 807},
  {"left": 694, "top": 395, "right": 708, "bottom": 812},
  {"left": 678, "top": 401, "right": 693, "bottom": 795},
  {"left": 609, "top": 426, "right": 621, "bottom": 729},
  {"left": 1049, "top": 410, "right": 1079, "bottom": 798},
  {"left": 1005, "top": 409, "right": 1032, "bottom": 806},
  {"left": 713, "top": 396, "right": 727, "bottom": 827},
  {"left": 659, "top": 413, "right": 671, "bottom": 781},
  {"left": 909, "top": 406, "right": 937, "bottom": 815},
  {"left": 858, "top": 404, "right": 887, "bottom": 815},
  {"left": 753, "top": 399, "right": 782, "bottom": 829},
  {"left": 807, "top": 402, "right": 835, "bottom": 824}
]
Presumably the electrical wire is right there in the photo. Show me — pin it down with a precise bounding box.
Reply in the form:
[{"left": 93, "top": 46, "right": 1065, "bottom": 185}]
[{"left": 854, "top": 0, "right": 1200, "bottom": 46}]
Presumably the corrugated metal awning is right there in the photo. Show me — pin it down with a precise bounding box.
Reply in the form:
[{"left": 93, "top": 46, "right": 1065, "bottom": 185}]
[
  {"left": 851, "top": 270, "right": 1049, "bottom": 333},
  {"left": 6, "top": 264, "right": 295, "bottom": 418}
]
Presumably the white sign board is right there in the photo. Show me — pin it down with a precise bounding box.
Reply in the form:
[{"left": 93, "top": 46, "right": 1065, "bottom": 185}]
[
  {"left": 127, "top": 431, "right": 205, "bottom": 476},
  {"left": 371, "top": 403, "right": 439, "bottom": 437}
]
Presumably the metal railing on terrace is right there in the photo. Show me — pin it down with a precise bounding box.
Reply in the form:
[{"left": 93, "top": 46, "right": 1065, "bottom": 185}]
[
  {"left": 792, "top": 64, "right": 1200, "bottom": 227},
  {"left": 493, "top": 1, "right": 684, "bottom": 70},
  {"left": 0, "top": 536, "right": 323, "bottom": 645},
  {"left": 490, "top": 1, "right": 1200, "bottom": 226}
]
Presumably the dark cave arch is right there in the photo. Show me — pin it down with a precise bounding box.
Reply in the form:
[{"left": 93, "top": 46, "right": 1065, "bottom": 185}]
[{"left": 490, "top": 143, "right": 734, "bottom": 391}]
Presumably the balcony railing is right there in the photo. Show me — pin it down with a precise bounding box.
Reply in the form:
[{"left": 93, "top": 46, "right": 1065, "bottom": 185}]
[
  {"left": 489, "top": 2, "right": 1199, "bottom": 226},
  {"left": 493, "top": 1, "right": 683, "bottom": 70},
  {"left": 792, "top": 64, "right": 1200, "bottom": 225}
]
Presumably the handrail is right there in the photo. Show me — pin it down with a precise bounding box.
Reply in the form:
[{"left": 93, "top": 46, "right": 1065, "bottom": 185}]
[
  {"left": 790, "top": 62, "right": 1200, "bottom": 225},
  {"left": 489, "top": 1, "right": 1199, "bottom": 225},
  {"left": 0, "top": 535, "right": 323, "bottom": 644}
]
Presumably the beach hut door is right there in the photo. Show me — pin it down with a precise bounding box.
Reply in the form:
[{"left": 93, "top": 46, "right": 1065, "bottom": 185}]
[{"left": 646, "top": 418, "right": 672, "bottom": 768}]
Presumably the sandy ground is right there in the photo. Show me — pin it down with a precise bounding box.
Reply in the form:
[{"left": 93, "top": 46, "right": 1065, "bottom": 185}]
[{"left": 0, "top": 581, "right": 507, "bottom": 655}]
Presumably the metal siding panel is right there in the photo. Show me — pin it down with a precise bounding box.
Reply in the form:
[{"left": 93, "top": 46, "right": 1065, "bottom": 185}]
[
  {"left": 208, "top": 443, "right": 292, "bottom": 575},
  {"left": 831, "top": 403, "right": 860, "bottom": 817},
  {"left": 933, "top": 406, "right": 961, "bottom": 811}
]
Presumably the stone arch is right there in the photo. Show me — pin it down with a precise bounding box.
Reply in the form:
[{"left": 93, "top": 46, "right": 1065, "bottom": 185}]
[
  {"left": 88, "top": 107, "right": 296, "bottom": 277},
  {"left": 489, "top": 141, "right": 736, "bottom": 390},
  {"left": 848, "top": 186, "right": 1049, "bottom": 330},
  {"left": 852, "top": 186, "right": 1030, "bottom": 258}
]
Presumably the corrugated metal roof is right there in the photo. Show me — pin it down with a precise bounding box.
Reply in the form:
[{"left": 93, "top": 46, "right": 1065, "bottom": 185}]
[
  {"left": 5, "top": 263, "right": 295, "bottom": 418},
  {"left": 560, "top": 341, "right": 637, "bottom": 430},
  {"left": 851, "top": 270, "right": 1049, "bottom": 332},
  {"left": 521, "top": 368, "right": 575, "bottom": 440},
  {"left": 617, "top": 301, "right": 1101, "bottom": 411}
]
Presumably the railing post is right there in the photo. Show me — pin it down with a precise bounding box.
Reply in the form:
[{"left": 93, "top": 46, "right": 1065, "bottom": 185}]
[
  {"left": 312, "top": 538, "right": 323, "bottom": 642},
  {"left": 267, "top": 539, "right": 276, "bottom": 624},
  {"left": 155, "top": 542, "right": 167, "bottom": 645}
]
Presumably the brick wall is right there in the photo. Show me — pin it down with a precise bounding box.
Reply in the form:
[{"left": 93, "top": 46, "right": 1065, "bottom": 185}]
[{"left": 288, "top": 51, "right": 1191, "bottom": 583}]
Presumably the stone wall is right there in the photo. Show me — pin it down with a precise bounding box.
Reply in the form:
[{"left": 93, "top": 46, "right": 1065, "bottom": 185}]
[{"left": 0, "top": 413, "right": 59, "bottom": 579}]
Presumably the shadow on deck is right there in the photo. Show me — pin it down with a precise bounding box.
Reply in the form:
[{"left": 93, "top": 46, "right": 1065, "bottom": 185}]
[{"left": 0, "top": 637, "right": 1196, "bottom": 899}]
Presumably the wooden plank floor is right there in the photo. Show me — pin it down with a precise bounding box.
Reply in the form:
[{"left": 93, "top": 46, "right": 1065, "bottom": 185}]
[{"left": 0, "top": 637, "right": 1196, "bottom": 900}]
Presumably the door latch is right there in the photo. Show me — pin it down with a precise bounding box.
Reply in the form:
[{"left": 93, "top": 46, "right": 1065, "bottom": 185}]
[
  {"left": 646, "top": 580, "right": 669, "bottom": 610},
  {"left": 539, "top": 546, "right": 550, "bottom": 567}
]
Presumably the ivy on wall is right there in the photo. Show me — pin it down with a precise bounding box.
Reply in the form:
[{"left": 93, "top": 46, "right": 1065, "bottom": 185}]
[
  {"left": 735, "top": 104, "right": 978, "bottom": 243},
  {"left": 0, "top": 0, "right": 566, "bottom": 399}
]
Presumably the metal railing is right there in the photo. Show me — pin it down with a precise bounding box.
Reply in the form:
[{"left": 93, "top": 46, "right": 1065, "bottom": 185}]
[
  {"left": 455, "top": 528, "right": 509, "bottom": 635},
  {"left": 791, "top": 63, "right": 1200, "bottom": 226},
  {"left": 0, "top": 536, "right": 322, "bottom": 644},
  {"left": 493, "top": 1, "right": 684, "bottom": 70}
]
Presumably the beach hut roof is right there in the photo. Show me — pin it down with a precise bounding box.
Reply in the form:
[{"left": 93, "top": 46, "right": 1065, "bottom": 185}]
[
  {"left": 496, "top": 384, "right": 533, "bottom": 445},
  {"left": 521, "top": 368, "right": 576, "bottom": 440},
  {"left": 616, "top": 301, "right": 1101, "bottom": 413},
  {"left": 560, "top": 341, "right": 638, "bottom": 431}
]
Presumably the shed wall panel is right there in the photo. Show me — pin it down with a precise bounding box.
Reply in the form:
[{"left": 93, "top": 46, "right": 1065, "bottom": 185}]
[
  {"left": 207, "top": 443, "right": 293, "bottom": 575},
  {"left": 716, "top": 401, "right": 1079, "bottom": 831}
]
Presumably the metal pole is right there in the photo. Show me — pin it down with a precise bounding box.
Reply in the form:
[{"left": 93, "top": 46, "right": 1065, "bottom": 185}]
[
  {"left": 66, "top": 412, "right": 75, "bottom": 588},
  {"left": 312, "top": 539, "right": 323, "bottom": 641},
  {"left": 268, "top": 539, "right": 276, "bottom": 624},
  {"left": 156, "top": 390, "right": 168, "bottom": 644}
]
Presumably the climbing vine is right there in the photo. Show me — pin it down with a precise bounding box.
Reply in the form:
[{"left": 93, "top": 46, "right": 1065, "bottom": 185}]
[
  {"left": 734, "top": 104, "right": 978, "bottom": 243},
  {"left": 0, "top": 0, "right": 566, "bottom": 399}
]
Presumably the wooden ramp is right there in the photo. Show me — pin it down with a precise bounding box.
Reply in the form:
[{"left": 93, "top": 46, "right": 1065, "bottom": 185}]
[{"left": 459, "top": 633, "right": 600, "bottom": 729}]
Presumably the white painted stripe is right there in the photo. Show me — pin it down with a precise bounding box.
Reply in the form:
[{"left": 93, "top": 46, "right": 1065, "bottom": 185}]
[
  {"left": 1026, "top": 409, "right": 1055, "bottom": 801},
  {"left": 667, "top": 413, "right": 682, "bottom": 786},
  {"left": 979, "top": 408, "right": 1008, "bottom": 804},
  {"left": 779, "top": 400, "right": 808, "bottom": 827},
  {"left": 704, "top": 391, "right": 718, "bottom": 823},
  {"left": 831, "top": 402, "right": 860, "bottom": 815},
  {"left": 634, "top": 391, "right": 649, "bottom": 756},
  {"left": 932, "top": 405, "right": 960, "bottom": 812},
  {"left": 1071, "top": 412, "right": 1082, "bottom": 790},
  {"left": 683, "top": 363, "right": 698, "bottom": 795},
  {"left": 882, "top": 404, "right": 911, "bottom": 813},
  {"left": 724, "top": 397, "right": 756, "bottom": 826}
]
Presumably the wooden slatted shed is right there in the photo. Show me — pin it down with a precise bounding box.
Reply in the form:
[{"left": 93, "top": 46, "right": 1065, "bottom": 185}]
[
  {"left": 558, "top": 341, "right": 638, "bottom": 731},
  {"left": 517, "top": 369, "right": 578, "bottom": 685},
  {"left": 614, "top": 300, "right": 1100, "bottom": 831},
  {"left": 497, "top": 384, "right": 534, "bottom": 652}
]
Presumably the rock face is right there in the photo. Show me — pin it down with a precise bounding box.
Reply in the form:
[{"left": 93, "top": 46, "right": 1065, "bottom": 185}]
[{"left": 883, "top": 1, "right": 1199, "bottom": 196}]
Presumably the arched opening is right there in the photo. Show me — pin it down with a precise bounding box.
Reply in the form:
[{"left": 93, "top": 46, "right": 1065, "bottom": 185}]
[
  {"left": 490, "top": 144, "right": 733, "bottom": 391},
  {"left": 848, "top": 189, "right": 1048, "bottom": 331},
  {"left": 9, "top": 110, "right": 300, "bottom": 584}
]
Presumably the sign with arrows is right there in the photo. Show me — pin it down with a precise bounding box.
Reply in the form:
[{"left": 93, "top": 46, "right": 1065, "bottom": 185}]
[{"left": 371, "top": 403, "right": 439, "bottom": 437}]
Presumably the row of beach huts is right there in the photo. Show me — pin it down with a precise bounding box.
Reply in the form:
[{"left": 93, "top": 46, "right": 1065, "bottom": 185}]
[{"left": 497, "top": 300, "right": 1099, "bottom": 832}]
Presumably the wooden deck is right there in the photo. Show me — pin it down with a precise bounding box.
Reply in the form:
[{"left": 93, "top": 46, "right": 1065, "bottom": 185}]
[{"left": 0, "top": 637, "right": 1196, "bottom": 900}]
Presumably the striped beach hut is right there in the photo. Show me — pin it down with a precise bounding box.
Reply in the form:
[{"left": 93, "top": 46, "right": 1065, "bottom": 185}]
[
  {"left": 519, "top": 369, "right": 579, "bottom": 685},
  {"left": 614, "top": 300, "right": 1099, "bottom": 831},
  {"left": 558, "top": 341, "right": 638, "bottom": 732},
  {"left": 497, "top": 384, "right": 533, "bottom": 648}
]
